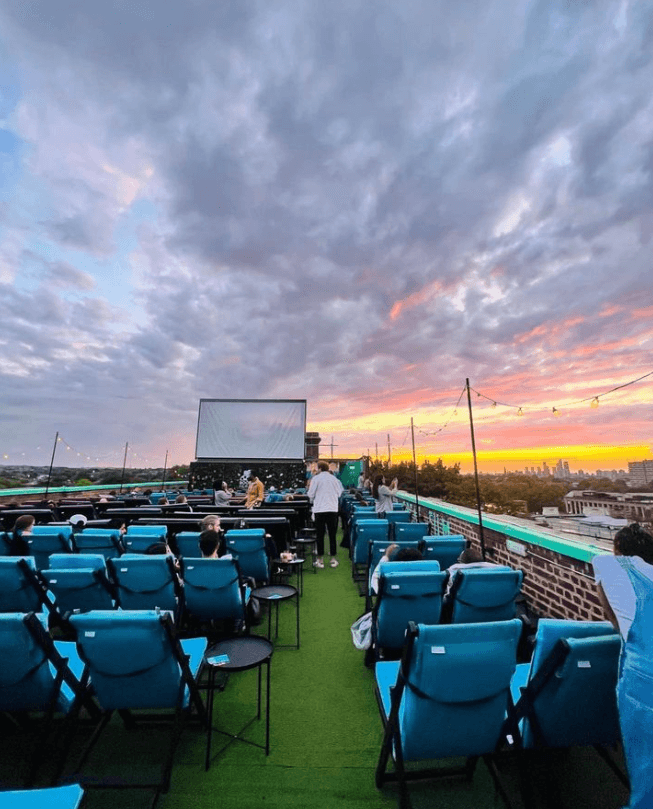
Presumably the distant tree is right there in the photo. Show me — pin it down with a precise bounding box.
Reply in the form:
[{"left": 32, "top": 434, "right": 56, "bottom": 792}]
[{"left": 74, "top": 478, "right": 93, "bottom": 487}]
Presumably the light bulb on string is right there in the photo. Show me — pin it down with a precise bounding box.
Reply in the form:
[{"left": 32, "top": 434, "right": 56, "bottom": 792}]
[
  {"left": 591, "top": 397, "right": 599, "bottom": 408},
  {"left": 517, "top": 407, "right": 524, "bottom": 416},
  {"left": 552, "top": 407, "right": 561, "bottom": 417},
  {"left": 491, "top": 401, "right": 497, "bottom": 408}
]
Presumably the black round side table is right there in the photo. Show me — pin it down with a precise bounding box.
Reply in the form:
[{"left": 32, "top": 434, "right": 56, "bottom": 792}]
[{"left": 251, "top": 584, "right": 300, "bottom": 649}]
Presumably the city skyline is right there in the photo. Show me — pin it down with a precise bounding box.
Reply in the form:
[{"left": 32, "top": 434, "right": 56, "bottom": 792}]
[{"left": 1, "top": 2, "right": 652, "bottom": 472}]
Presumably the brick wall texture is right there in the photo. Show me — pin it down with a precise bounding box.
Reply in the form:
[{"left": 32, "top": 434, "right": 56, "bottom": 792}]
[{"left": 408, "top": 501, "right": 605, "bottom": 622}]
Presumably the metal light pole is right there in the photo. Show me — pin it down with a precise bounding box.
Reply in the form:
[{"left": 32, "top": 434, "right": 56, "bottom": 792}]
[
  {"left": 119, "top": 442, "right": 129, "bottom": 493},
  {"left": 466, "top": 379, "right": 487, "bottom": 558},
  {"left": 44, "top": 431, "right": 59, "bottom": 500},
  {"left": 410, "top": 418, "right": 420, "bottom": 521}
]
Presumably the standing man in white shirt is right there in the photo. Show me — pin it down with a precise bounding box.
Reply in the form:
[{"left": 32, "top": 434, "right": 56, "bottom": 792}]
[{"left": 308, "top": 461, "right": 343, "bottom": 568}]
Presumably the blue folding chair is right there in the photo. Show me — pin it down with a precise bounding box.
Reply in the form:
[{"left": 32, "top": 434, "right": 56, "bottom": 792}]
[
  {"left": 508, "top": 619, "right": 626, "bottom": 804},
  {"left": 375, "top": 620, "right": 522, "bottom": 808},
  {"left": 41, "top": 563, "right": 116, "bottom": 618},
  {"left": 0, "top": 558, "right": 56, "bottom": 621},
  {"left": 394, "top": 522, "right": 430, "bottom": 542},
  {"left": 385, "top": 511, "right": 411, "bottom": 540},
  {"left": 68, "top": 610, "right": 207, "bottom": 797},
  {"left": 25, "top": 528, "right": 74, "bottom": 571},
  {"left": 224, "top": 529, "right": 270, "bottom": 584},
  {"left": 421, "top": 536, "right": 466, "bottom": 569},
  {"left": 0, "top": 784, "right": 83, "bottom": 809},
  {"left": 373, "top": 563, "right": 446, "bottom": 658},
  {"left": 0, "top": 613, "right": 92, "bottom": 785},
  {"left": 447, "top": 568, "right": 523, "bottom": 624},
  {"left": 123, "top": 525, "right": 168, "bottom": 553},
  {"left": 107, "top": 555, "right": 181, "bottom": 617},
  {"left": 73, "top": 529, "right": 124, "bottom": 560},
  {"left": 181, "top": 557, "right": 249, "bottom": 626},
  {"left": 174, "top": 531, "right": 202, "bottom": 559},
  {"left": 352, "top": 520, "right": 389, "bottom": 578},
  {"left": 48, "top": 554, "right": 107, "bottom": 571}
]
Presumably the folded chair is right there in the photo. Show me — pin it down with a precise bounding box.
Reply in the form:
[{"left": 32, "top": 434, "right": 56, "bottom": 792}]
[
  {"left": 508, "top": 619, "right": 626, "bottom": 803},
  {"left": 373, "top": 564, "right": 446, "bottom": 660},
  {"left": 375, "top": 619, "right": 522, "bottom": 809},
  {"left": 73, "top": 529, "right": 124, "bottom": 560},
  {"left": 67, "top": 610, "right": 207, "bottom": 799},
  {"left": 224, "top": 529, "right": 270, "bottom": 584},
  {"left": 447, "top": 567, "right": 523, "bottom": 624},
  {"left": 0, "top": 613, "right": 92, "bottom": 785},
  {"left": 107, "top": 555, "right": 182, "bottom": 617}
]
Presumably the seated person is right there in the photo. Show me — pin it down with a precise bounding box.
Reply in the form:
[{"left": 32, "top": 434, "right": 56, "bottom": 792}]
[
  {"left": 370, "top": 542, "right": 424, "bottom": 594},
  {"left": 445, "top": 547, "right": 496, "bottom": 597},
  {"left": 265, "top": 487, "right": 285, "bottom": 503},
  {"left": 6, "top": 514, "right": 35, "bottom": 555},
  {"left": 199, "top": 529, "right": 231, "bottom": 559}
]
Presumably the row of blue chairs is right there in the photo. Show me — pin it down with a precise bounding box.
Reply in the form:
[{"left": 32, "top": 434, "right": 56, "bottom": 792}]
[
  {"left": 374, "top": 618, "right": 626, "bottom": 807},
  {"left": 0, "top": 610, "right": 206, "bottom": 799},
  {"left": 0, "top": 554, "right": 251, "bottom": 630},
  {"left": 372, "top": 564, "right": 524, "bottom": 657}
]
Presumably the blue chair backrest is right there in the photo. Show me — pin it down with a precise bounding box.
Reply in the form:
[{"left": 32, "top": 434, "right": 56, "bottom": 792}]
[
  {"left": 0, "top": 557, "right": 44, "bottom": 613},
  {"left": 124, "top": 525, "right": 167, "bottom": 553},
  {"left": 421, "top": 537, "right": 466, "bottom": 569},
  {"left": 70, "top": 611, "right": 197, "bottom": 710},
  {"left": 394, "top": 522, "right": 430, "bottom": 542},
  {"left": 25, "top": 530, "right": 74, "bottom": 569},
  {"left": 0, "top": 533, "right": 9, "bottom": 556},
  {"left": 384, "top": 511, "right": 412, "bottom": 539},
  {"left": 175, "top": 532, "right": 201, "bottom": 558},
  {"left": 74, "top": 529, "right": 123, "bottom": 560},
  {"left": 182, "top": 558, "right": 247, "bottom": 623},
  {"left": 449, "top": 568, "right": 523, "bottom": 623},
  {"left": 367, "top": 541, "right": 428, "bottom": 587},
  {"left": 0, "top": 613, "right": 70, "bottom": 713},
  {"left": 518, "top": 619, "right": 621, "bottom": 748},
  {"left": 49, "top": 554, "right": 107, "bottom": 572},
  {"left": 41, "top": 568, "right": 115, "bottom": 615},
  {"left": 399, "top": 620, "right": 521, "bottom": 760},
  {"left": 107, "top": 556, "right": 178, "bottom": 613},
  {"left": 376, "top": 568, "right": 446, "bottom": 650},
  {"left": 354, "top": 520, "right": 389, "bottom": 564},
  {"left": 224, "top": 529, "right": 269, "bottom": 583},
  {"left": 32, "top": 525, "right": 74, "bottom": 539}
]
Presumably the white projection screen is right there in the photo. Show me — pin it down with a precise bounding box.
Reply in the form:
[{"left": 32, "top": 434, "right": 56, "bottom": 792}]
[{"left": 195, "top": 399, "right": 307, "bottom": 460}]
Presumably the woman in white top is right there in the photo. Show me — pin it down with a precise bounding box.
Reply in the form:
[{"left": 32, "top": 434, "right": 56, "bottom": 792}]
[
  {"left": 372, "top": 475, "right": 398, "bottom": 516},
  {"left": 593, "top": 523, "right": 653, "bottom": 809}
]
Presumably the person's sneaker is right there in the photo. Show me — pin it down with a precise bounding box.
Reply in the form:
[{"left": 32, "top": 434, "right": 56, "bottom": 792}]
[
  {"left": 313, "top": 558, "right": 324, "bottom": 568},
  {"left": 329, "top": 558, "right": 339, "bottom": 568}
]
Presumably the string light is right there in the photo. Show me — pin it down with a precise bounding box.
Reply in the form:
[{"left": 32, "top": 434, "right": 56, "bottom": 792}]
[
  {"left": 591, "top": 397, "right": 599, "bottom": 408},
  {"left": 517, "top": 407, "right": 524, "bottom": 416},
  {"left": 552, "top": 407, "right": 561, "bottom": 417}
]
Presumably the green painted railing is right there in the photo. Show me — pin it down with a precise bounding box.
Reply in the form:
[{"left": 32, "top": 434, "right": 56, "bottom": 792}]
[
  {"left": 396, "top": 491, "right": 603, "bottom": 564},
  {"left": 0, "top": 481, "right": 190, "bottom": 498}
]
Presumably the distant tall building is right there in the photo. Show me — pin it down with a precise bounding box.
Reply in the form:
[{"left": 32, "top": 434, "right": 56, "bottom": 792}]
[
  {"left": 542, "top": 461, "right": 550, "bottom": 476},
  {"left": 304, "top": 432, "right": 321, "bottom": 461},
  {"left": 628, "top": 460, "right": 653, "bottom": 488}
]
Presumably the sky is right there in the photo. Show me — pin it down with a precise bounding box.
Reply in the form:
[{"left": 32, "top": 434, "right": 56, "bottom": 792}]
[{"left": 0, "top": 0, "right": 651, "bottom": 474}]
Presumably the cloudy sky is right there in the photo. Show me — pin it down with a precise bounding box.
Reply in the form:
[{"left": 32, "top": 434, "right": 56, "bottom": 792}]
[{"left": 0, "top": 0, "right": 651, "bottom": 473}]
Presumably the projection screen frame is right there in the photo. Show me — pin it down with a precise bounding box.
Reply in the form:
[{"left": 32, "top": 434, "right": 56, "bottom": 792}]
[{"left": 195, "top": 398, "right": 308, "bottom": 462}]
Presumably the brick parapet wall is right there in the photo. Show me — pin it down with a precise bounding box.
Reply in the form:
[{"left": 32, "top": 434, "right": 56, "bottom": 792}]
[{"left": 403, "top": 496, "right": 604, "bottom": 622}]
